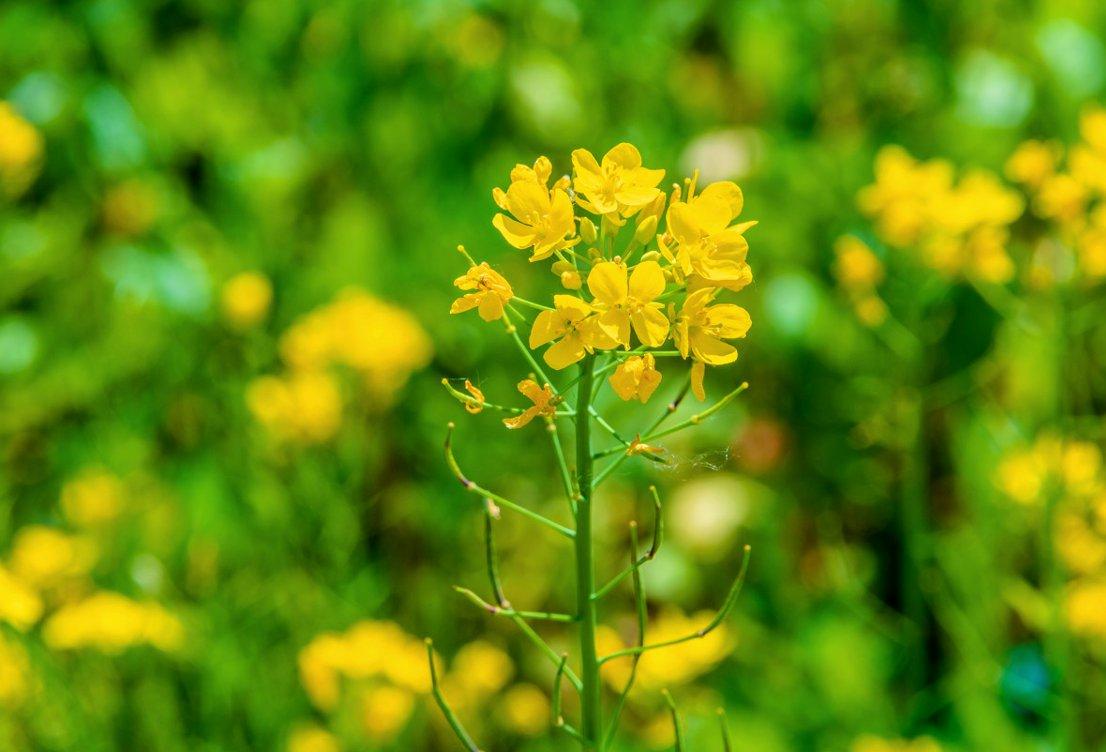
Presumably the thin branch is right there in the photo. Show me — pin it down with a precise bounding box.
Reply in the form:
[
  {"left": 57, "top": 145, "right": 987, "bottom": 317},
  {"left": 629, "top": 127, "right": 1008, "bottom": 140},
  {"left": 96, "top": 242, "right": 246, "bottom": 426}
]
[
  {"left": 546, "top": 418, "right": 578, "bottom": 515},
  {"left": 551, "top": 652, "right": 585, "bottom": 743},
  {"left": 509, "top": 614, "right": 583, "bottom": 693},
  {"left": 718, "top": 708, "right": 732, "bottom": 752},
  {"left": 593, "top": 486, "right": 663, "bottom": 602},
  {"left": 425, "top": 639, "right": 483, "bottom": 752},
  {"left": 453, "top": 586, "right": 576, "bottom": 622},
  {"left": 593, "top": 377, "right": 692, "bottom": 486},
  {"left": 445, "top": 423, "right": 575, "bottom": 539},
  {"left": 605, "top": 522, "right": 647, "bottom": 746},
  {"left": 599, "top": 544, "right": 752, "bottom": 665},
  {"left": 483, "top": 505, "right": 508, "bottom": 608},
  {"left": 663, "top": 689, "right": 683, "bottom": 752},
  {"left": 442, "top": 379, "right": 574, "bottom": 417},
  {"left": 642, "top": 382, "right": 749, "bottom": 442}
]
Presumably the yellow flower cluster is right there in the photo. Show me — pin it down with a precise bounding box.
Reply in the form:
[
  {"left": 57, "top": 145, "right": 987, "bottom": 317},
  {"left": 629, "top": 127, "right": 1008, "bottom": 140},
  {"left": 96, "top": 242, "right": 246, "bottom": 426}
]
[
  {"left": 597, "top": 609, "right": 731, "bottom": 693},
  {"left": 833, "top": 236, "right": 888, "bottom": 326},
  {"left": 851, "top": 735, "right": 942, "bottom": 752},
  {"left": 43, "top": 592, "right": 183, "bottom": 653},
  {"left": 248, "top": 289, "right": 432, "bottom": 443},
  {"left": 221, "top": 271, "right": 273, "bottom": 329},
  {"left": 60, "top": 468, "right": 126, "bottom": 528},
  {"left": 996, "top": 435, "right": 1106, "bottom": 640},
  {"left": 1007, "top": 106, "right": 1106, "bottom": 285},
  {"left": 297, "top": 621, "right": 540, "bottom": 747},
  {"left": 451, "top": 144, "right": 754, "bottom": 406},
  {"left": 0, "top": 101, "right": 43, "bottom": 197},
  {"left": 0, "top": 634, "right": 31, "bottom": 708},
  {"left": 858, "top": 145, "right": 1023, "bottom": 284}
]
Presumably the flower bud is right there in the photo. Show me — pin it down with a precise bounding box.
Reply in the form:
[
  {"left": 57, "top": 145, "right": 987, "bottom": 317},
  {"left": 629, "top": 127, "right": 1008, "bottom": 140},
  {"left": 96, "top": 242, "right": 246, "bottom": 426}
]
[
  {"left": 560, "top": 270, "right": 582, "bottom": 290},
  {"left": 579, "top": 217, "right": 597, "bottom": 244},
  {"left": 634, "top": 215, "right": 658, "bottom": 245},
  {"left": 551, "top": 259, "right": 574, "bottom": 275},
  {"left": 641, "top": 250, "right": 661, "bottom": 262},
  {"left": 588, "top": 247, "right": 603, "bottom": 262}
]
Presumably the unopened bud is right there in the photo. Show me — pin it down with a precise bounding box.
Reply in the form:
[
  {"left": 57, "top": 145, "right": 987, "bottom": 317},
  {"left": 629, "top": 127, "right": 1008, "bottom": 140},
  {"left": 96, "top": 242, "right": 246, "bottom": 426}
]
[
  {"left": 634, "top": 215, "right": 658, "bottom": 245},
  {"left": 641, "top": 250, "right": 661, "bottom": 262},
  {"left": 551, "top": 260, "right": 574, "bottom": 275},
  {"left": 560, "top": 270, "right": 582, "bottom": 290},
  {"left": 579, "top": 217, "right": 597, "bottom": 244}
]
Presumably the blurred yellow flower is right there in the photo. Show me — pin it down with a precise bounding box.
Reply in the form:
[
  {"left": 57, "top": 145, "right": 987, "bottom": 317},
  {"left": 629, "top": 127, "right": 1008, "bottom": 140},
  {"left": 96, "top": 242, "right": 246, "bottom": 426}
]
[
  {"left": 362, "top": 684, "right": 415, "bottom": 742},
  {"left": 0, "top": 565, "right": 43, "bottom": 631},
  {"left": 610, "top": 353, "right": 662, "bottom": 403},
  {"left": 1005, "top": 139, "right": 1060, "bottom": 188},
  {"left": 298, "top": 621, "right": 430, "bottom": 712},
  {"left": 8, "top": 526, "right": 95, "bottom": 589},
  {"left": 222, "top": 271, "right": 273, "bottom": 329},
  {"left": 1036, "top": 173, "right": 1087, "bottom": 224},
  {"left": 101, "top": 179, "right": 160, "bottom": 236},
  {"left": 834, "top": 236, "right": 884, "bottom": 290},
  {"left": 858, "top": 146, "right": 953, "bottom": 248},
  {"left": 598, "top": 609, "right": 731, "bottom": 692},
  {"left": 588, "top": 260, "right": 670, "bottom": 348},
  {"left": 61, "top": 468, "right": 125, "bottom": 527},
  {"left": 572, "top": 143, "right": 665, "bottom": 221},
  {"left": 851, "top": 735, "right": 942, "bottom": 752},
  {"left": 492, "top": 156, "right": 577, "bottom": 261},
  {"left": 278, "top": 289, "right": 432, "bottom": 405},
  {"left": 247, "top": 370, "right": 343, "bottom": 444},
  {"left": 43, "top": 592, "right": 183, "bottom": 654},
  {"left": 0, "top": 102, "right": 43, "bottom": 196},
  {"left": 1066, "top": 578, "right": 1106, "bottom": 640},
  {"left": 498, "top": 683, "right": 549, "bottom": 736},
  {"left": 451, "top": 262, "right": 513, "bottom": 322},
  {"left": 287, "top": 725, "right": 340, "bottom": 752},
  {"left": 0, "top": 634, "right": 30, "bottom": 708},
  {"left": 448, "top": 640, "right": 514, "bottom": 698}
]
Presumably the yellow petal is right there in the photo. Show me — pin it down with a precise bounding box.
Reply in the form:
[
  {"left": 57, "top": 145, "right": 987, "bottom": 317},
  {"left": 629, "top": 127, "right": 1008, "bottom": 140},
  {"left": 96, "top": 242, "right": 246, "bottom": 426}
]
[
  {"left": 477, "top": 294, "right": 505, "bottom": 321},
  {"left": 690, "top": 361, "right": 706, "bottom": 401},
  {"left": 529, "top": 310, "right": 562, "bottom": 348},
  {"left": 691, "top": 332, "right": 737, "bottom": 365},
  {"left": 587, "top": 262, "right": 628, "bottom": 304},
  {"left": 493, "top": 213, "right": 536, "bottom": 249},
  {"left": 464, "top": 380, "right": 485, "bottom": 414},
  {"left": 450, "top": 294, "right": 481, "bottom": 315},
  {"left": 571, "top": 148, "right": 602, "bottom": 177},
  {"left": 544, "top": 335, "right": 586, "bottom": 370},
  {"left": 707, "top": 305, "right": 752, "bottom": 339},
  {"left": 628, "top": 260, "right": 666, "bottom": 302},
  {"left": 503, "top": 406, "right": 539, "bottom": 429},
  {"left": 630, "top": 306, "right": 670, "bottom": 348},
  {"left": 603, "top": 142, "right": 642, "bottom": 170}
]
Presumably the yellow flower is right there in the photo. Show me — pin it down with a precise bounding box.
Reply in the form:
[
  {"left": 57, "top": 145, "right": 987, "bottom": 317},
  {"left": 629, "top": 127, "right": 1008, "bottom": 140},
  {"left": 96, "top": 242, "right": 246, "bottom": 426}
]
[
  {"left": 498, "top": 684, "right": 550, "bottom": 736},
  {"left": 8, "top": 526, "right": 95, "bottom": 589},
  {"left": 287, "top": 725, "right": 340, "bottom": 752},
  {"left": 598, "top": 609, "right": 730, "bottom": 692},
  {"left": 503, "top": 379, "right": 558, "bottom": 429},
  {"left": 462, "top": 380, "right": 484, "bottom": 414},
  {"left": 43, "top": 592, "right": 184, "bottom": 653},
  {"left": 1066, "top": 578, "right": 1106, "bottom": 640},
  {"left": 222, "top": 271, "right": 273, "bottom": 329},
  {"left": 0, "top": 634, "right": 30, "bottom": 708},
  {"left": 665, "top": 181, "right": 755, "bottom": 290},
  {"left": 851, "top": 736, "right": 942, "bottom": 752},
  {"left": 492, "top": 157, "right": 576, "bottom": 261},
  {"left": 610, "top": 353, "right": 662, "bottom": 403},
  {"left": 451, "top": 262, "right": 514, "bottom": 321},
  {"left": 0, "top": 565, "right": 42, "bottom": 631},
  {"left": 0, "top": 102, "right": 43, "bottom": 196},
  {"left": 448, "top": 640, "right": 514, "bottom": 699},
  {"left": 61, "top": 469, "right": 125, "bottom": 527},
  {"left": 361, "top": 685, "right": 415, "bottom": 742},
  {"left": 858, "top": 146, "right": 953, "bottom": 247},
  {"left": 834, "top": 236, "right": 883, "bottom": 290},
  {"left": 247, "top": 371, "right": 343, "bottom": 443},
  {"left": 671, "top": 288, "right": 751, "bottom": 366},
  {"left": 854, "top": 294, "right": 888, "bottom": 327},
  {"left": 1005, "top": 139, "right": 1060, "bottom": 188},
  {"left": 587, "top": 261, "right": 670, "bottom": 348},
  {"left": 1080, "top": 105, "right": 1106, "bottom": 153},
  {"left": 529, "top": 295, "right": 614, "bottom": 370},
  {"left": 571, "top": 143, "right": 665, "bottom": 220},
  {"left": 1036, "top": 173, "right": 1087, "bottom": 224}
]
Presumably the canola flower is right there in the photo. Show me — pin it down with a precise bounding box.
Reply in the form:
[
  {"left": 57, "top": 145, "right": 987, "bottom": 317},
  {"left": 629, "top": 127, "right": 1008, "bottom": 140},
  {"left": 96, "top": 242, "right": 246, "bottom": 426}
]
[
  {"left": 0, "top": 101, "right": 43, "bottom": 197},
  {"left": 222, "top": 271, "right": 273, "bottom": 329},
  {"left": 249, "top": 289, "right": 432, "bottom": 443},
  {"left": 60, "top": 468, "right": 126, "bottom": 528},
  {"left": 42, "top": 591, "right": 183, "bottom": 654},
  {"left": 437, "top": 144, "right": 754, "bottom": 752}
]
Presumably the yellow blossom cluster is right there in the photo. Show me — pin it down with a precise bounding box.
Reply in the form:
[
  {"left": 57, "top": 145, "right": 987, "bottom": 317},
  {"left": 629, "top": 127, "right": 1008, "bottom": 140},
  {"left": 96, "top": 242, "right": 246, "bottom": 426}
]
[
  {"left": 221, "top": 271, "right": 273, "bottom": 329},
  {"left": 43, "top": 592, "right": 184, "bottom": 653},
  {"left": 0, "top": 101, "right": 43, "bottom": 197},
  {"left": 450, "top": 144, "right": 754, "bottom": 412},
  {"left": 296, "top": 621, "right": 542, "bottom": 747},
  {"left": 60, "top": 468, "right": 126, "bottom": 528},
  {"left": 851, "top": 735, "right": 942, "bottom": 752},
  {"left": 832, "top": 236, "right": 888, "bottom": 326},
  {"left": 248, "top": 289, "right": 432, "bottom": 443},
  {"left": 1006, "top": 106, "right": 1106, "bottom": 285},
  {"left": 996, "top": 434, "right": 1106, "bottom": 640},
  {"left": 858, "top": 145, "right": 1023, "bottom": 283},
  {"left": 597, "top": 609, "right": 731, "bottom": 693}
]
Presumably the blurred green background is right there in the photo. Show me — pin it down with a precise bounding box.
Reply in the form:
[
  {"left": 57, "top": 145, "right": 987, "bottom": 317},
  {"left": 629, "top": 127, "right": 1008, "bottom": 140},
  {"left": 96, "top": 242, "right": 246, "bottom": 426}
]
[{"left": 3, "top": 0, "right": 1106, "bottom": 750}]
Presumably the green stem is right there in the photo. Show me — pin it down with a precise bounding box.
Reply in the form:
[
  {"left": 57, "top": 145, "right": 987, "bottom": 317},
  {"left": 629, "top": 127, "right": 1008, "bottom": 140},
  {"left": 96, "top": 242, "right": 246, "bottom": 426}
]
[{"left": 574, "top": 354, "right": 603, "bottom": 750}]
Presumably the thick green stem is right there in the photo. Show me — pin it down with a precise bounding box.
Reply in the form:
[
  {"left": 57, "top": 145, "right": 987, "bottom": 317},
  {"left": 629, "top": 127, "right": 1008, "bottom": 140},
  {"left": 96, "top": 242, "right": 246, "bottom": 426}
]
[{"left": 574, "top": 354, "right": 603, "bottom": 750}]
